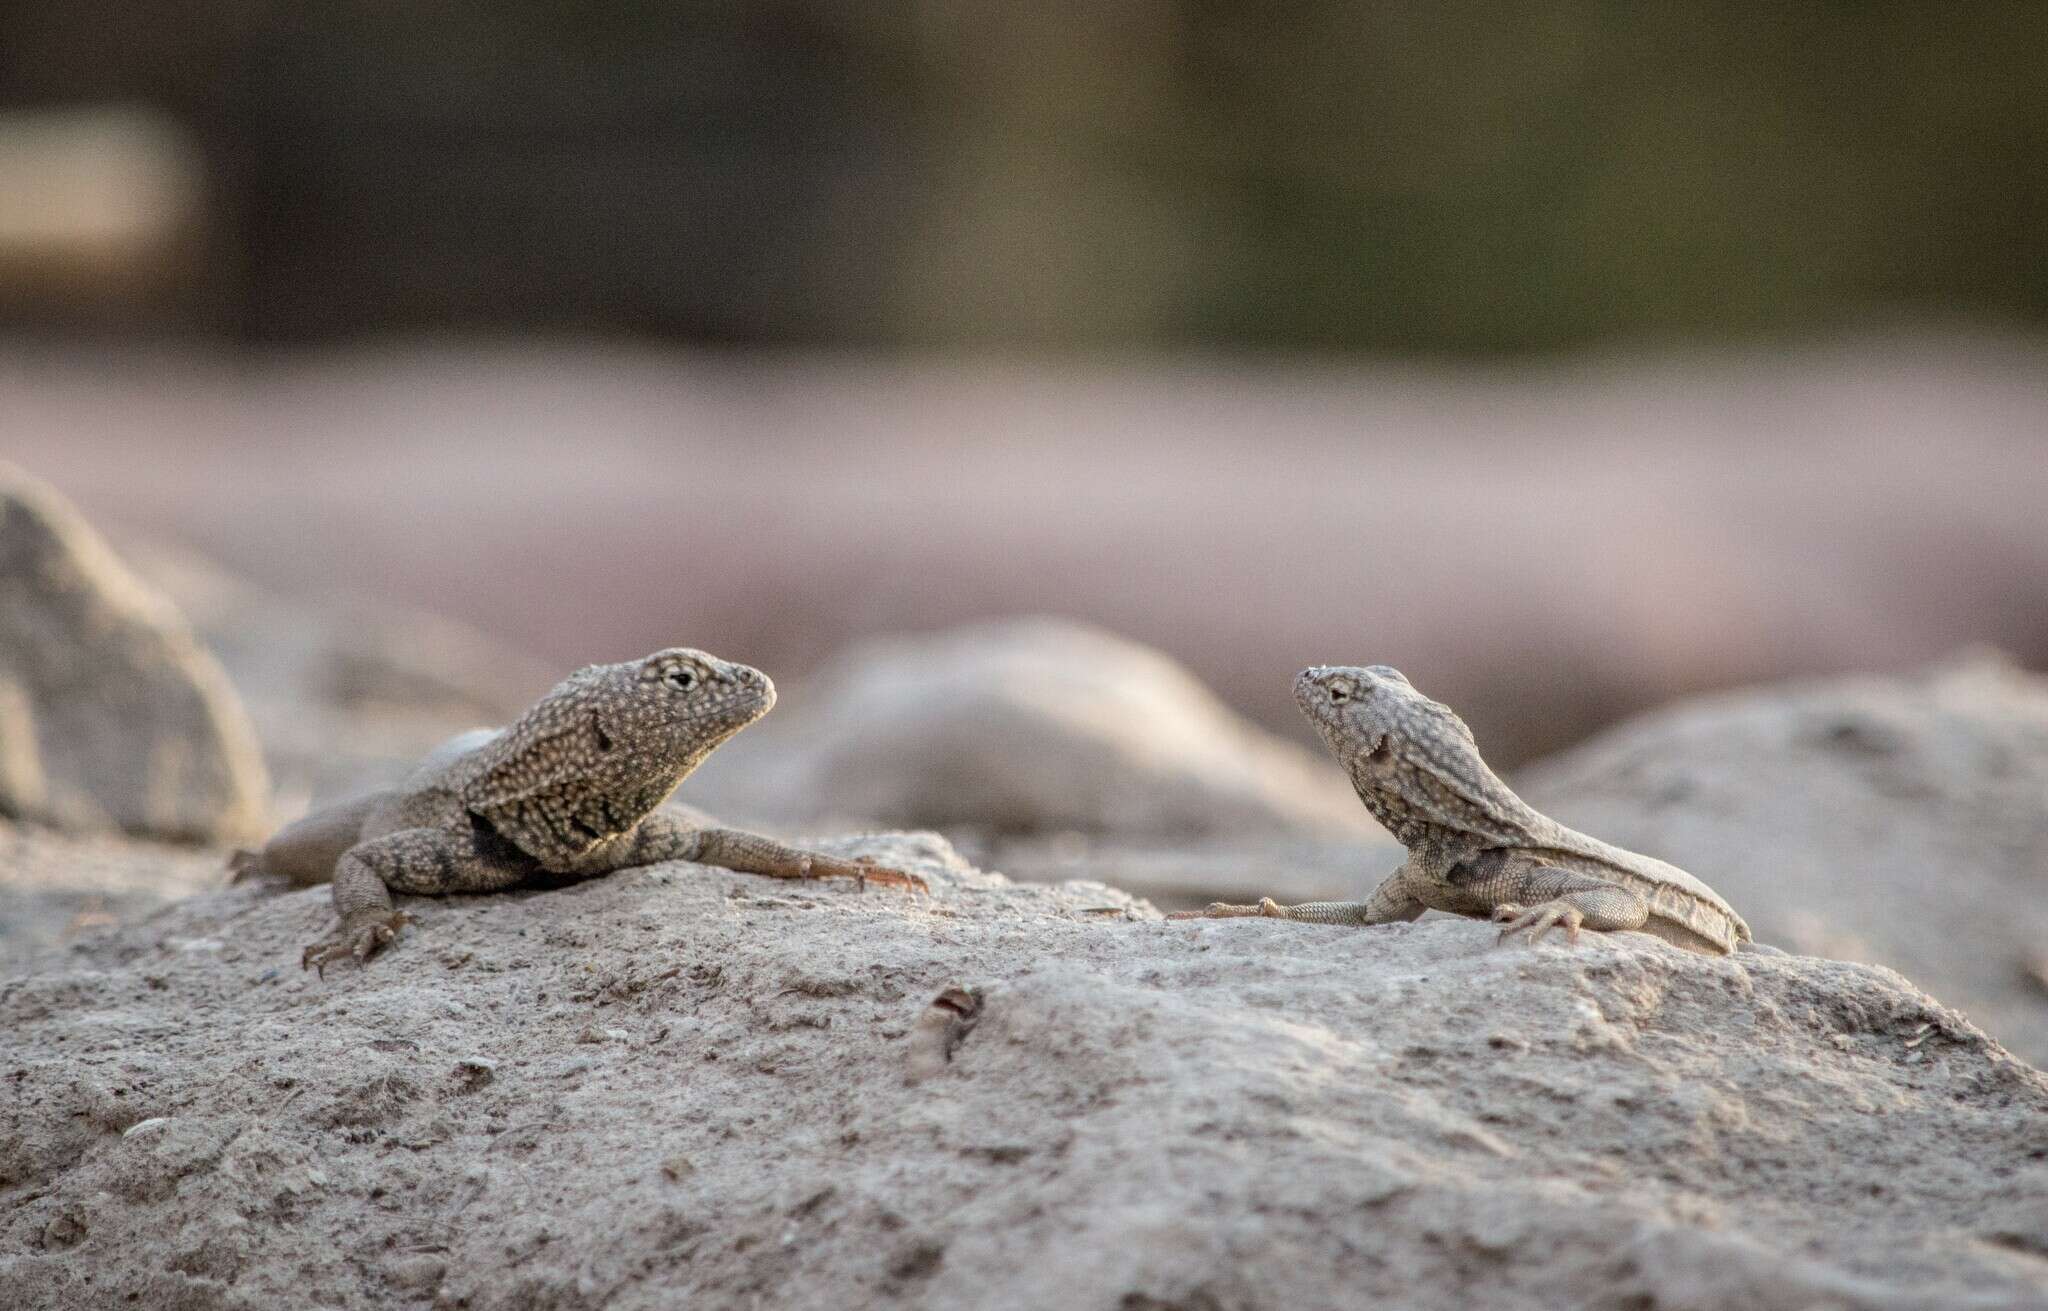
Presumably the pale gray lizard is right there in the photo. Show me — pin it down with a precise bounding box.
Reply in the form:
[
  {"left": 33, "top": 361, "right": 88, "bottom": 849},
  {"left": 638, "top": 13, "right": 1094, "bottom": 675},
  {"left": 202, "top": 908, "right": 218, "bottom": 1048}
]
[
  {"left": 233, "top": 648, "right": 925, "bottom": 973},
  {"left": 1171, "top": 665, "right": 1750, "bottom": 954}
]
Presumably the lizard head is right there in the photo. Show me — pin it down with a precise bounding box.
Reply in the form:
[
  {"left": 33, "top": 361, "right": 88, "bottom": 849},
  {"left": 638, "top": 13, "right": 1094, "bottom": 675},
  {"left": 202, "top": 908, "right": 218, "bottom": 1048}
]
[
  {"left": 463, "top": 648, "right": 778, "bottom": 866},
  {"left": 1294, "top": 664, "right": 1423, "bottom": 757},
  {"left": 1295, "top": 660, "right": 1474, "bottom": 771},
  {"left": 1295, "top": 664, "right": 1535, "bottom": 847},
  {"left": 619, "top": 647, "right": 777, "bottom": 753}
]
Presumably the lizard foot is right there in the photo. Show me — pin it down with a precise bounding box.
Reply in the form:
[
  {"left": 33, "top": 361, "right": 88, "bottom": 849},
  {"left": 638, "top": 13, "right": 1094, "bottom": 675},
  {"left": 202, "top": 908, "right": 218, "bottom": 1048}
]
[
  {"left": 1167, "top": 897, "right": 1290, "bottom": 921},
  {"left": 799, "top": 853, "right": 929, "bottom": 895},
  {"left": 302, "top": 910, "right": 414, "bottom": 976},
  {"left": 1492, "top": 901, "right": 1583, "bottom": 947}
]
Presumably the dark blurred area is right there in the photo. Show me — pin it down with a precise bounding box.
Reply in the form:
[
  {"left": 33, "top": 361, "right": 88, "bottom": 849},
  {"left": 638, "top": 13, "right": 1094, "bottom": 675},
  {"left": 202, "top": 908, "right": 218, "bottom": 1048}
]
[{"left": 4, "top": 2, "right": 2047, "bottom": 351}]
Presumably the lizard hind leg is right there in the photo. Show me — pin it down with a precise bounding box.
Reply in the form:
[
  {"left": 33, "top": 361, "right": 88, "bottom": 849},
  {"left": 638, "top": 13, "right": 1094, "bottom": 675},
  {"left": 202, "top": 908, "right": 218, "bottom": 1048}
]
[
  {"left": 302, "top": 838, "right": 419, "bottom": 976},
  {"left": 301, "top": 825, "right": 515, "bottom": 976},
  {"left": 1489, "top": 878, "right": 1647, "bottom": 948}
]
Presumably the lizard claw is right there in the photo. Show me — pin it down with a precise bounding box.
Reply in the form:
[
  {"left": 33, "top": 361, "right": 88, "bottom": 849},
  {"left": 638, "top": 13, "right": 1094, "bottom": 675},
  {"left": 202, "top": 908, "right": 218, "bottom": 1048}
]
[
  {"left": 1167, "top": 897, "right": 1291, "bottom": 921},
  {"left": 301, "top": 911, "right": 413, "bottom": 977},
  {"left": 1493, "top": 902, "right": 1583, "bottom": 947},
  {"left": 849, "top": 855, "right": 929, "bottom": 895}
]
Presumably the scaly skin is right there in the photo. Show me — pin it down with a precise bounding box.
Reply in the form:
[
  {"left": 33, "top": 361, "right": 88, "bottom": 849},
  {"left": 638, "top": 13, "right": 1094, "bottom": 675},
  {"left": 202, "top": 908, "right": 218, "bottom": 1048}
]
[
  {"left": 1171, "top": 665, "right": 1750, "bottom": 955},
  {"left": 232, "top": 649, "right": 926, "bottom": 973}
]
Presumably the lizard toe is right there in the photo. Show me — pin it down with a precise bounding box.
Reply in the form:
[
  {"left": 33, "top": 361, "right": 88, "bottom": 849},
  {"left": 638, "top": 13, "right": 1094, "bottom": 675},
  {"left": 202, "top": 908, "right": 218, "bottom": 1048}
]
[
  {"left": 303, "top": 911, "right": 412, "bottom": 977},
  {"left": 806, "top": 853, "right": 927, "bottom": 894},
  {"left": 1169, "top": 902, "right": 1236, "bottom": 920},
  {"left": 1494, "top": 902, "right": 1583, "bottom": 947},
  {"left": 861, "top": 865, "right": 928, "bottom": 894},
  {"left": 301, "top": 939, "right": 353, "bottom": 977}
]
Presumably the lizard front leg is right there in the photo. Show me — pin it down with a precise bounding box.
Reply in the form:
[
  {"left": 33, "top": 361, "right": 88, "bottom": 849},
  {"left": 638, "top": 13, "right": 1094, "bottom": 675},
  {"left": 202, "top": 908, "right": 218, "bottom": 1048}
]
[
  {"left": 560, "top": 812, "right": 927, "bottom": 893},
  {"left": 304, "top": 826, "right": 526, "bottom": 974},
  {"left": 1167, "top": 868, "right": 1427, "bottom": 926}
]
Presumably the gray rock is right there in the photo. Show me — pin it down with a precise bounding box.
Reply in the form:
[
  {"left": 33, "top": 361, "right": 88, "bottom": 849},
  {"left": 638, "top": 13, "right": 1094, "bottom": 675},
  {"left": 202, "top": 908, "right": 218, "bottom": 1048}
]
[
  {"left": 0, "top": 465, "right": 268, "bottom": 844},
  {"left": 703, "top": 618, "right": 1379, "bottom": 840},
  {"left": 0, "top": 830, "right": 2041, "bottom": 1309},
  {"left": 1520, "top": 649, "right": 2048, "bottom": 1068}
]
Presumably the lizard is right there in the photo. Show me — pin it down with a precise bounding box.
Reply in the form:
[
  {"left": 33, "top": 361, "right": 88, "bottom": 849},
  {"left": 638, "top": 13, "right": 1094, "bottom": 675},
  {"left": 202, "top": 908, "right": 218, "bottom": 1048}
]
[
  {"left": 231, "top": 648, "right": 926, "bottom": 973},
  {"left": 1170, "top": 665, "right": 1750, "bottom": 955}
]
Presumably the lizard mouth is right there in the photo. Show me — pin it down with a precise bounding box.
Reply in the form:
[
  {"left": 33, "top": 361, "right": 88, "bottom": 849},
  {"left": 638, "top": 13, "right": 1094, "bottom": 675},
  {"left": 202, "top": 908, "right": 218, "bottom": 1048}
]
[{"left": 682, "top": 679, "right": 775, "bottom": 729}]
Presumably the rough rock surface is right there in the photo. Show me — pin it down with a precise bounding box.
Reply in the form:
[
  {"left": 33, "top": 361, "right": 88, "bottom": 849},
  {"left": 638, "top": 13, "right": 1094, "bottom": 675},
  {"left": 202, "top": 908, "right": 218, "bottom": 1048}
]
[
  {"left": 1521, "top": 652, "right": 2048, "bottom": 1068},
  {"left": 699, "top": 618, "right": 1379, "bottom": 840},
  {"left": 0, "top": 466, "right": 269, "bottom": 845},
  {"left": 4, "top": 831, "right": 2045, "bottom": 1310}
]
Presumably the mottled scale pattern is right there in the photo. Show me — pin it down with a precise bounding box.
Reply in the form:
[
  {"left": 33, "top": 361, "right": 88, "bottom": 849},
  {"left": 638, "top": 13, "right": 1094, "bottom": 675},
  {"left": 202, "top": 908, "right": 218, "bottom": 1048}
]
[
  {"left": 458, "top": 654, "right": 771, "bottom": 870},
  {"left": 1178, "top": 664, "right": 1752, "bottom": 956},
  {"left": 238, "top": 647, "right": 928, "bottom": 974}
]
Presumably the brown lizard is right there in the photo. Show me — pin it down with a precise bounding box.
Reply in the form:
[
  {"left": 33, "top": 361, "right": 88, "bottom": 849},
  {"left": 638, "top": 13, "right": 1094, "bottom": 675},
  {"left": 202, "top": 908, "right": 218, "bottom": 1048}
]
[
  {"left": 232, "top": 648, "right": 925, "bottom": 973},
  {"left": 1171, "top": 665, "right": 1750, "bottom": 954}
]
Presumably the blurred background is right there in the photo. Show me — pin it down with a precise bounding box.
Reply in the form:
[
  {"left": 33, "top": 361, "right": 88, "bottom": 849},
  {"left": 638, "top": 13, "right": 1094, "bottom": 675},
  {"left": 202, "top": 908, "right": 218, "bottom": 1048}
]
[{"left": 4, "top": 1, "right": 2047, "bottom": 762}]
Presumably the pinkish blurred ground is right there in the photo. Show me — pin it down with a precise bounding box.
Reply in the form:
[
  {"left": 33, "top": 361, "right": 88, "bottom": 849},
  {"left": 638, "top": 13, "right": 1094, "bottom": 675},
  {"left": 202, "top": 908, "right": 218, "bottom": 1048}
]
[{"left": 5, "top": 333, "right": 2045, "bottom": 762}]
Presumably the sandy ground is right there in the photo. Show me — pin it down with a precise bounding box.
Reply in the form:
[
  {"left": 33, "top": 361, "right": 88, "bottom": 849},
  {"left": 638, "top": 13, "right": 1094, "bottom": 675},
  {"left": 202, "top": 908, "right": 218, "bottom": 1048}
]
[{"left": 6, "top": 333, "right": 2047, "bottom": 765}]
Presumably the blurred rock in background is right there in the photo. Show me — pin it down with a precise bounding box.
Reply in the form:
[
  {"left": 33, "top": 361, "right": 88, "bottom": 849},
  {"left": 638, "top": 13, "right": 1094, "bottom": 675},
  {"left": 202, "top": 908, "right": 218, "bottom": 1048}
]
[
  {"left": 696, "top": 617, "right": 1379, "bottom": 839},
  {"left": 124, "top": 539, "right": 557, "bottom": 811},
  {"left": 1521, "top": 650, "right": 2048, "bottom": 1067},
  {"left": 7, "top": 341, "right": 2045, "bottom": 770},
  {"left": 0, "top": 464, "right": 267, "bottom": 845}
]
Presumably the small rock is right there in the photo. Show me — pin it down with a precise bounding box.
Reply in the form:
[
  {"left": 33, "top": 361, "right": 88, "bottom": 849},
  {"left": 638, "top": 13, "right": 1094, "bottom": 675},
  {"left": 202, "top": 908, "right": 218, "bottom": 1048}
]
[
  {"left": 40, "top": 1207, "right": 88, "bottom": 1250},
  {"left": 904, "top": 984, "right": 983, "bottom": 1083},
  {"left": 381, "top": 1254, "right": 446, "bottom": 1292}
]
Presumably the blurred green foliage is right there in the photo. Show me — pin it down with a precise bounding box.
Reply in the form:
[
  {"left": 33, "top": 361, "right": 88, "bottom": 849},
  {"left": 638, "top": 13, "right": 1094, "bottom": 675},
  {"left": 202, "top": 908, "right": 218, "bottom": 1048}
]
[{"left": 3, "top": 1, "right": 2044, "bottom": 352}]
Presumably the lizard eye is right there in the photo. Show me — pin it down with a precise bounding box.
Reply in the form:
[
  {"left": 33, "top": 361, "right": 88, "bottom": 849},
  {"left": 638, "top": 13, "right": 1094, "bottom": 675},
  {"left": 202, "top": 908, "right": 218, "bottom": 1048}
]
[
  {"left": 664, "top": 667, "right": 696, "bottom": 691},
  {"left": 1327, "top": 680, "right": 1353, "bottom": 704}
]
